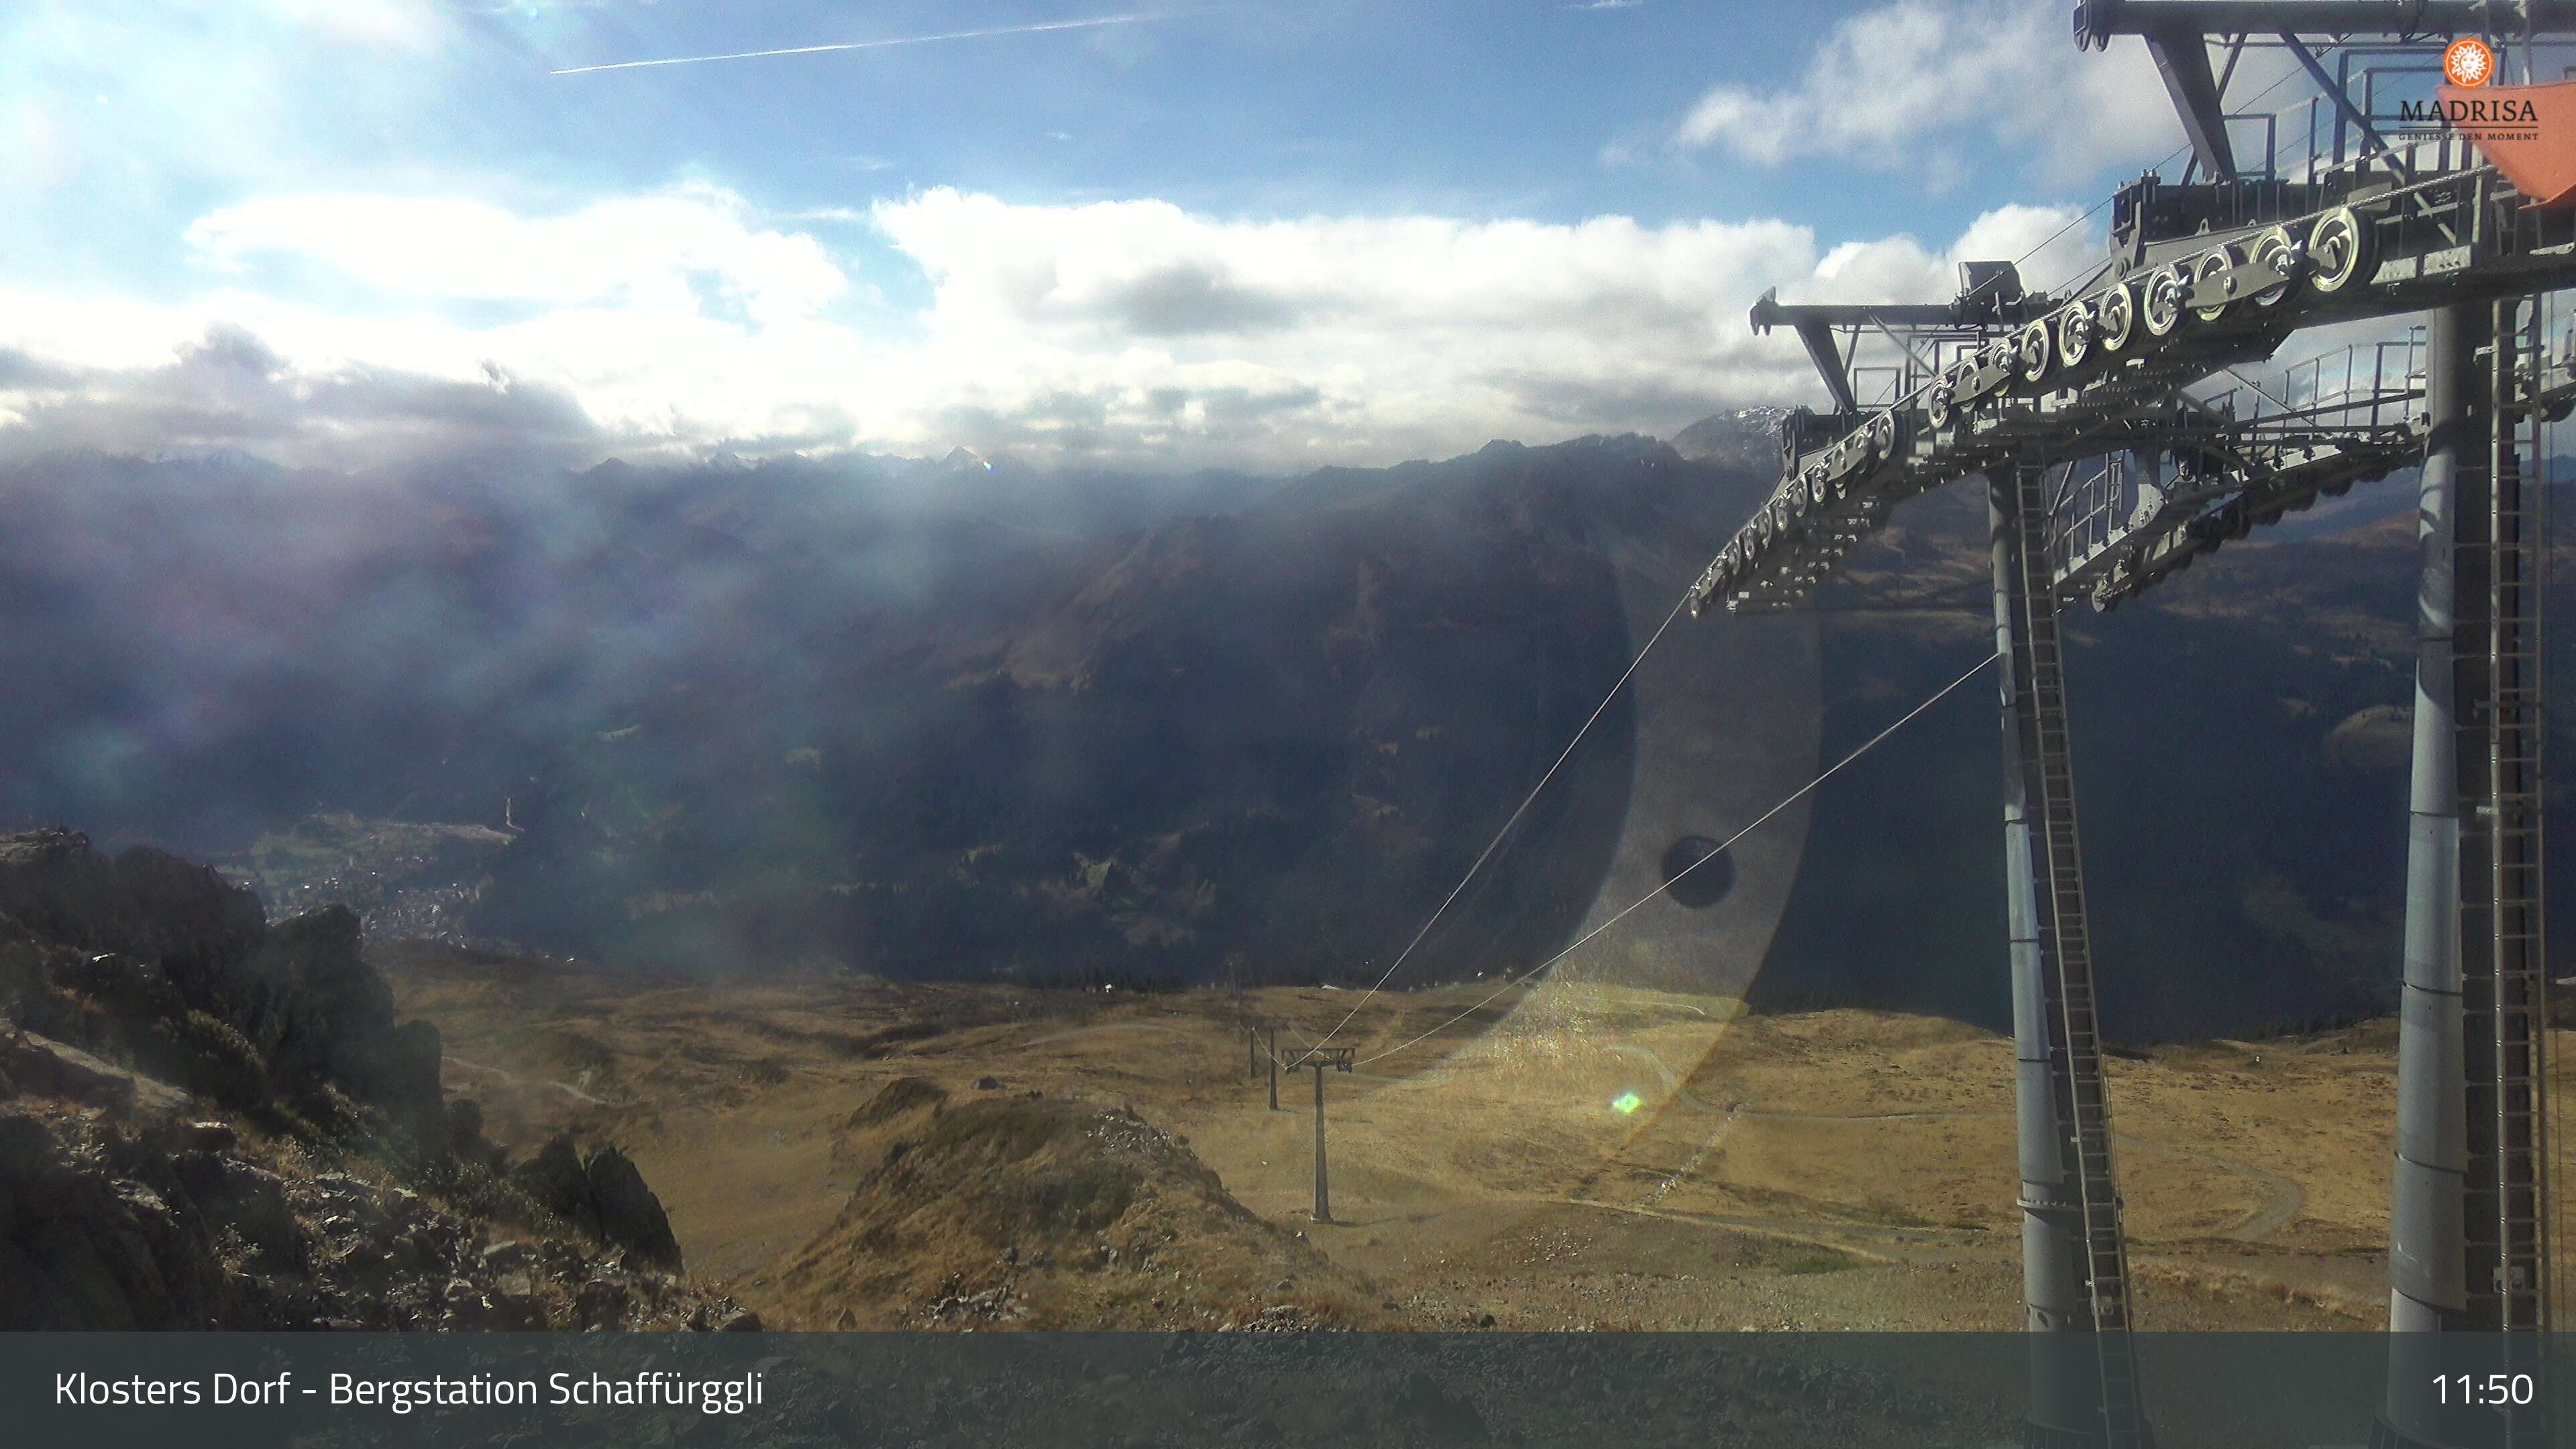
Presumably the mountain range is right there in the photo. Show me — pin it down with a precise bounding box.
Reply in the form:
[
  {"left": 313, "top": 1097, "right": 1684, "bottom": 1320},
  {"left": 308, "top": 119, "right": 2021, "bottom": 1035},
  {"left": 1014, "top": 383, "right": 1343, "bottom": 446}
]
[{"left": 5, "top": 417, "right": 2561, "bottom": 1041}]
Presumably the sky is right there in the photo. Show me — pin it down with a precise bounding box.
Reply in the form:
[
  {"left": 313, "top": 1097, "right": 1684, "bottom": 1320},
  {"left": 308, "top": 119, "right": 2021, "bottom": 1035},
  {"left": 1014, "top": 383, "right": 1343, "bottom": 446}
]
[{"left": 0, "top": 0, "right": 2224, "bottom": 473}]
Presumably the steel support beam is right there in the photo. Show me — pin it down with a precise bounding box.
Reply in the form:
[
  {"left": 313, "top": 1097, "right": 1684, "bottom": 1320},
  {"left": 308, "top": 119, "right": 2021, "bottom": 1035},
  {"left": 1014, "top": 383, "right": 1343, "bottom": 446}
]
[
  {"left": 2282, "top": 33, "right": 2406, "bottom": 172},
  {"left": 1794, "top": 319, "right": 1860, "bottom": 415},
  {"left": 2379, "top": 304, "right": 2475, "bottom": 1449},
  {"left": 1750, "top": 289, "right": 1966, "bottom": 331},
  {"left": 2076, "top": 0, "right": 2576, "bottom": 45},
  {"left": 1312, "top": 1059, "right": 1331, "bottom": 1224},
  {"left": 2141, "top": 25, "right": 2237, "bottom": 180},
  {"left": 1995, "top": 472, "right": 2098, "bottom": 1441}
]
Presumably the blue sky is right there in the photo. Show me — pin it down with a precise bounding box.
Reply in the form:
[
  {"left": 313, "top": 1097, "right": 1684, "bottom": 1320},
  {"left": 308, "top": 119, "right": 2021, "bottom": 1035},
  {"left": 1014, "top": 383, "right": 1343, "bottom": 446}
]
[{"left": 2, "top": 0, "right": 2202, "bottom": 470}]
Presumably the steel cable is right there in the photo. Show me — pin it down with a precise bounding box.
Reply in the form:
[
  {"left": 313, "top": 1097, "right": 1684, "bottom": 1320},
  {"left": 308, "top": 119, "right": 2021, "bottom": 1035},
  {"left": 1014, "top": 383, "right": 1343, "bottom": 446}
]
[
  {"left": 1302, "top": 591, "right": 1693, "bottom": 1052},
  {"left": 1345, "top": 645, "right": 2002, "bottom": 1068}
]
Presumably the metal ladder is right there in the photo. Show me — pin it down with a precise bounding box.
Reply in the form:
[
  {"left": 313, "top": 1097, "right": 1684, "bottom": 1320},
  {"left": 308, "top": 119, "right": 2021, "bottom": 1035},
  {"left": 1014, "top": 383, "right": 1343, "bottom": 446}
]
[
  {"left": 2006, "top": 462, "right": 2151, "bottom": 1449},
  {"left": 2459, "top": 298, "right": 2554, "bottom": 1444}
]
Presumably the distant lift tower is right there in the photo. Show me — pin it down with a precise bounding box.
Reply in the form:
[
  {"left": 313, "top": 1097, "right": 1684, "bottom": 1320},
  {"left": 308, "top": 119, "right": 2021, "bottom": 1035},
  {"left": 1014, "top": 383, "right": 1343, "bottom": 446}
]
[
  {"left": 1289, "top": 1045, "right": 1356, "bottom": 1224},
  {"left": 1684, "top": 3, "right": 2576, "bottom": 1445},
  {"left": 1248, "top": 1022, "right": 1283, "bottom": 1110}
]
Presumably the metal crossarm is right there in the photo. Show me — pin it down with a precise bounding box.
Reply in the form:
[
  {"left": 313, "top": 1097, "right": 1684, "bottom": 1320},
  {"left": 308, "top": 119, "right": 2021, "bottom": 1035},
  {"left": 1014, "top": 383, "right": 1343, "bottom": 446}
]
[{"left": 1697, "top": 129, "right": 2576, "bottom": 619}]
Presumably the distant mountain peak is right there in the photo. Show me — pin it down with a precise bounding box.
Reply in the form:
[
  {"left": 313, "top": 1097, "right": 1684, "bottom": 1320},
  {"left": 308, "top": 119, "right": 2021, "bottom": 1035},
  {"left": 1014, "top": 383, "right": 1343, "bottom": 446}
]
[{"left": 1668, "top": 409, "right": 1789, "bottom": 468}]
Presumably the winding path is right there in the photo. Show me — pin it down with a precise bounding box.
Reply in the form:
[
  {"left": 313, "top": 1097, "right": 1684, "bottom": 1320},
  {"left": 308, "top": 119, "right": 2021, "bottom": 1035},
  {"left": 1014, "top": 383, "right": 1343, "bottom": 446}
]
[{"left": 443, "top": 1053, "right": 610, "bottom": 1106}]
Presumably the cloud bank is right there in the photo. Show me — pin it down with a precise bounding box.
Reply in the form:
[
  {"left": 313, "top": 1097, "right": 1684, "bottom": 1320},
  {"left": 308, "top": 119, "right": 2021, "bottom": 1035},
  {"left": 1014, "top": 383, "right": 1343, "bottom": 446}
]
[
  {"left": 0, "top": 184, "right": 2090, "bottom": 471},
  {"left": 1664, "top": 0, "right": 2296, "bottom": 188}
]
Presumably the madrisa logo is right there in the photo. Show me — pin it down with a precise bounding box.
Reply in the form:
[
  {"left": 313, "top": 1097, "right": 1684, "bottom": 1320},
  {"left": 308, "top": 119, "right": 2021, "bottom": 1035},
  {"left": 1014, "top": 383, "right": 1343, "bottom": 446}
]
[
  {"left": 2402, "top": 94, "right": 2542, "bottom": 129},
  {"left": 2414, "top": 36, "right": 2576, "bottom": 207},
  {"left": 2394, "top": 40, "right": 2538, "bottom": 141},
  {"left": 2445, "top": 36, "right": 2496, "bottom": 88}
]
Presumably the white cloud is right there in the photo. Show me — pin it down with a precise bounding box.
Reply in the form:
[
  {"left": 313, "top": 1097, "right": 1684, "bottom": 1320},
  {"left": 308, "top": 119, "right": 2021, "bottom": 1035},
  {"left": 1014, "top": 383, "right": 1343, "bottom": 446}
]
[
  {"left": 1670, "top": 0, "right": 2290, "bottom": 184},
  {"left": 1800, "top": 202, "right": 2098, "bottom": 302},
  {"left": 188, "top": 186, "right": 853, "bottom": 324},
  {"left": 0, "top": 185, "right": 2096, "bottom": 470}
]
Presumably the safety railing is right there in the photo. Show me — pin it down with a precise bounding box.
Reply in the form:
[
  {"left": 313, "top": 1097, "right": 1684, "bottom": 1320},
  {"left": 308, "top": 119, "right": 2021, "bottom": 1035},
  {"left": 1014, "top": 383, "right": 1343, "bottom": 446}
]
[{"left": 2045, "top": 328, "right": 2430, "bottom": 587}]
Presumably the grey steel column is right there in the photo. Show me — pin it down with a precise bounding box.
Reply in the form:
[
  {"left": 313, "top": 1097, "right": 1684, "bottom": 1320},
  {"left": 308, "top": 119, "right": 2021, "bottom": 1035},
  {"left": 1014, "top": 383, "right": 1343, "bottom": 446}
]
[
  {"left": 2381, "top": 305, "right": 2475, "bottom": 1447},
  {"left": 1991, "top": 472, "right": 2096, "bottom": 1442},
  {"left": 1312, "top": 1063, "right": 1332, "bottom": 1224}
]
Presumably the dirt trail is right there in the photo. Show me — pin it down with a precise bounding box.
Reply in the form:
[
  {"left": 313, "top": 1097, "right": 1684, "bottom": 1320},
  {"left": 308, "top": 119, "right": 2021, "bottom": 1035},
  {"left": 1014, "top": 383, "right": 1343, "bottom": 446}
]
[{"left": 442, "top": 1053, "right": 610, "bottom": 1106}]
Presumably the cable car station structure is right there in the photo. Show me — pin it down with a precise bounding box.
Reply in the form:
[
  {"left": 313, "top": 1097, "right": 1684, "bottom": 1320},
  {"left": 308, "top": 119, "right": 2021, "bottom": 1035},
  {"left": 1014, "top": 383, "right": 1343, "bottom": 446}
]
[{"left": 1689, "top": 4, "right": 2576, "bottom": 1444}]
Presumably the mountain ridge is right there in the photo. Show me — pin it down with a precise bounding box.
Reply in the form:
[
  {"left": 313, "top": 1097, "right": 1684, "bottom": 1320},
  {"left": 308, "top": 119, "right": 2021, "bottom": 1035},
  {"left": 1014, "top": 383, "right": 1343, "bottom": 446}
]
[{"left": 6, "top": 413, "right": 2552, "bottom": 1038}]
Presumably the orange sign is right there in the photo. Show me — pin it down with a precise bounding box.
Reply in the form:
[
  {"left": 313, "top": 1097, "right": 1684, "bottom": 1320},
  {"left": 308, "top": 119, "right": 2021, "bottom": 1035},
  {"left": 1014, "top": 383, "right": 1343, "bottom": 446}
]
[
  {"left": 2436, "top": 78, "right": 2575, "bottom": 206},
  {"left": 2445, "top": 36, "right": 2496, "bottom": 89}
]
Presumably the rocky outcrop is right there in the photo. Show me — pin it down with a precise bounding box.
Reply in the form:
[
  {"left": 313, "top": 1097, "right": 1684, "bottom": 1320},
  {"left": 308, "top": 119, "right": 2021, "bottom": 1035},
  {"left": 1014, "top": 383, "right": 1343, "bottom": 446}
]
[
  {"left": 0, "top": 832, "right": 265, "bottom": 1010},
  {"left": 0, "top": 830, "right": 145, "bottom": 958},
  {"left": 1, "top": 1029, "right": 189, "bottom": 1116},
  {"left": 235, "top": 904, "right": 444, "bottom": 1142},
  {"left": 0, "top": 1113, "right": 221, "bottom": 1329},
  {"left": 0, "top": 829, "right": 726, "bottom": 1332},
  {"left": 113, "top": 845, "right": 266, "bottom": 1013},
  {"left": 0, "top": 830, "right": 444, "bottom": 1150},
  {"left": 237, "top": 905, "right": 387, "bottom": 1075},
  {"left": 0, "top": 1104, "right": 747, "bottom": 1331},
  {"left": 511, "top": 1134, "right": 684, "bottom": 1271}
]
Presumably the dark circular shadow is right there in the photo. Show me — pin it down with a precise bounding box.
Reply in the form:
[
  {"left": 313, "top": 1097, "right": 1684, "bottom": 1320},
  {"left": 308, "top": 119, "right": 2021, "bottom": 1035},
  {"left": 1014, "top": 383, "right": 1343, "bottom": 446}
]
[{"left": 1660, "top": 835, "right": 1735, "bottom": 909}]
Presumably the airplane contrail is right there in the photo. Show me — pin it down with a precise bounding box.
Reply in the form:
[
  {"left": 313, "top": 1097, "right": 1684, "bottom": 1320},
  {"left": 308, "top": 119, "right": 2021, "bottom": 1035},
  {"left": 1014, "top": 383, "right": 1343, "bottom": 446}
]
[{"left": 550, "top": 11, "right": 1195, "bottom": 75}]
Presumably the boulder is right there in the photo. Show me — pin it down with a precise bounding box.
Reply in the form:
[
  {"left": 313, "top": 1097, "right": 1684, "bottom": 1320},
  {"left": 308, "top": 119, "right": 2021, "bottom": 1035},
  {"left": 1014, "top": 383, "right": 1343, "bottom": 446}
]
[
  {"left": 239, "top": 907, "right": 447, "bottom": 1143},
  {"left": 356, "top": 1018, "right": 446, "bottom": 1148},
  {"left": 111, "top": 847, "right": 264, "bottom": 1012},
  {"left": 574, "top": 1272, "right": 633, "bottom": 1329},
  {"left": 2, "top": 1031, "right": 129, "bottom": 1110},
  {"left": 511, "top": 1134, "right": 683, "bottom": 1271},
  {"left": 0, "top": 830, "right": 141, "bottom": 959},
  {"left": 513, "top": 1136, "right": 594, "bottom": 1232},
  {"left": 582, "top": 1145, "right": 683, "bottom": 1272},
  {"left": 240, "top": 906, "right": 392, "bottom": 1083},
  {"left": 446, "top": 1097, "right": 507, "bottom": 1170},
  {"left": 688, "top": 1301, "right": 761, "bottom": 1332},
  {"left": 0, "top": 1115, "right": 222, "bottom": 1330}
]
